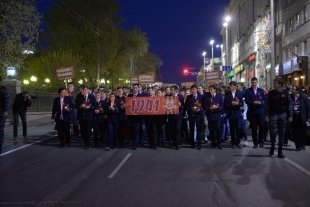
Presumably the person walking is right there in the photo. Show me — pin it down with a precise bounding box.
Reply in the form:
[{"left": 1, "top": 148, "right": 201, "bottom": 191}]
[
  {"left": 290, "top": 86, "right": 310, "bottom": 151},
  {"left": 266, "top": 77, "right": 292, "bottom": 158},
  {"left": 185, "top": 85, "right": 204, "bottom": 149},
  {"left": 0, "top": 77, "right": 10, "bottom": 154},
  {"left": 224, "top": 81, "right": 244, "bottom": 148},
  {"left": 204, "top": 84, "right": 224, "bottom": 149},
  {"left": 12, "top": 91, "right": 32, "bottom": 141},
  {"left": 245, "top": 77, "right": 266, "bottom": 148},
  {"left": 52, "top": 87, "right": 74, "bottom": 147}
]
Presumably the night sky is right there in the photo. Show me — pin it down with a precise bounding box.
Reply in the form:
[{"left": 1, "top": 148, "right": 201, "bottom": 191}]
[
  {"left": 38, "top": 0, "right": 229, "bottom": 84},
  {"left": 117, "top": 0, "right": 229, "bottom": 84}
]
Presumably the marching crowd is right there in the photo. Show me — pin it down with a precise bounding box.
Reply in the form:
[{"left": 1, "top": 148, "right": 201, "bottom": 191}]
[
  {"left": 50, "top": 76, "right": 309, "bottom": 159},
  {"left": 1, "top": 76, "right": 309, "bottom": 158}
]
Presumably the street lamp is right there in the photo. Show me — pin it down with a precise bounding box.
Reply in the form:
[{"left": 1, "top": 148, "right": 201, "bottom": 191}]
[
  {"left": 30, "top": 75, "right": 37, "bottom": 82},
  {"left": 44, "top": 78, "right": 50, "bottom": 83},
  {"left": 223, "top": 15, "right": 231, "bottom": 66},
  {"left": 209, "top": 39, "right": 215, "bottom": 70},
  {"left": 202, "top": 51, "right": 207, "bottom": 70}
]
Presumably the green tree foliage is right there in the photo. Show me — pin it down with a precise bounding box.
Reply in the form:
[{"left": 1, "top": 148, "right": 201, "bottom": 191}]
[
  {"left": 34, "top": 0, "right": 162, "bottom": 88},
  {"left": 0, "top": 0, "right": 40, "bottom": 77}
]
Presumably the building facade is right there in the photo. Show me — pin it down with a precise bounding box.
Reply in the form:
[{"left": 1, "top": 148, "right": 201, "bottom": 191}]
[{"left": 222, "top": 0, "right": 310, "bottom": 89}]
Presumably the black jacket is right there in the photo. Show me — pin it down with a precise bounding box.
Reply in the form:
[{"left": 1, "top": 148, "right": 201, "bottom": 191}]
[{"left": 12, "top": 93, "right": 32, "bottom": 113}]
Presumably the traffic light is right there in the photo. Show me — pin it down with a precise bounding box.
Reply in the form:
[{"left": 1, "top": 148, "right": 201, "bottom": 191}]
[{"left": 183, "top": 68, "right": 189, "bottom": 75}]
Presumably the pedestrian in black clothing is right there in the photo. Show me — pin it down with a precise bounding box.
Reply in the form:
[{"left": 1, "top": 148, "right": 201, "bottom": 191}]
[
  {"left": 12, "top": 91, "right": 32, "bottom": 139},
  {"left": 290, "top": 86, "right": 310, "bottom": 151},
  {"left": 52, "top": 87, "right": 74, "bottom": 147},
  {"left": 0, "top": 79, "right": 10, "bottom": 153},
  {"left": 185, "top": 85, "right": 205, "bottom": 149},
  {"left": 76, "top": 85, "right": 96, "bottom": 149},
  {"left": 168, "top": 85, "right": 185, "bottom": 150},
  {"left": 266, "top": 77, "right": 292, "bottom": 158}
]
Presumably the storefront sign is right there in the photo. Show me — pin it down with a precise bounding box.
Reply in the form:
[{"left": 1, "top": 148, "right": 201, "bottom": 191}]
[
  {"left": 125, "top": 96, "right": 179, "bottom": 115},
  {"left": 282, "top": 59, "right": 292, "bottom": 75},
  {"left": 248, "top": 53, "right": 256, "bottom": 62},
  {"left": 227, "top": 71, "right": 234, "bottom": 78},
  {"left": 234, "top": 64, "right": 243, "bottom": 74}
]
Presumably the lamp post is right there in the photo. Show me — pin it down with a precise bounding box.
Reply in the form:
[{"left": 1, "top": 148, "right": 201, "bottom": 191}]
[
  {"left": 209, "top": 39, "right": 215, "bottom": 70},
  {"left": 202, "top": 51, "right": 207, "bottom": 70},
  {"left": 223, "top": 15, "right": 231, "bottom": 66}
]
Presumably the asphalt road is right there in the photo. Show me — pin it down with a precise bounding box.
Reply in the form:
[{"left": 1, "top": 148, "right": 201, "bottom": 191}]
[{"left": 1, "top": 133, "right": 310, "bottom": 207}]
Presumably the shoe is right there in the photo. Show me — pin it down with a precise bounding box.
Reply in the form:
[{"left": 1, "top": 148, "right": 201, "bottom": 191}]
[
  {"left": 259, "top": 143, "right": 264, "bottom": 148},
  {"left": 197, "top": 145, "right": 201, "bottom": 150},
  {"left": 296, "top": 147, "right": 302, "bottom": 151},
  {"left": 269, "top": 149, "right": 274, "bottom": 156},
  {"left": 209, "top": 144, "right": 215, "bottom": 149},
  {"left": 217, "top": 145, "right": 222, "bottom": 150},
  {"left": 58, "top": 143, "right": 65, "bottom": 148},
  {"left": 253, "top": 145, "right": 258, "bottom": 149},
  {"left": 152, "top": 146, "right": 157, "bottom": 150},
  {"left": 243, "top": 140, "right": 249, "bottom": 147},
  {"left": 105, "top": 147, "right": 112, "bottom": 151},
  {"left": 277, "top": 152, "right": 285, "bottom": 159},
  {"left": 283, "top": 143, "right": 288, "bottom": 147}
]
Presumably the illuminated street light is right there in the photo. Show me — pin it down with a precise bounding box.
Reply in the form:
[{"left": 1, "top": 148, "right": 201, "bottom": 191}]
[
  {"left": 22, "top": 50, "right": 34, "bottom": 54},
  {"left": 78, "top": 79, "right": 83, "bottom": 84},
  {"left": 100, "top": 79, "right": 106, "bottom": 84},
  {"left": 224, "top": 15, "right": 231, "bottom": 23},
  {"left": 44, "top": 78, "right": 50, "bottom": 83},
  {"left": 23, "top": 80, "right": 30, "bottom": 85},
  {"left": 202, "top": 51, "right": 207, "bottom": 70},
  {"left": 30, "top": 75, "right": 37, "bottom": 82}
]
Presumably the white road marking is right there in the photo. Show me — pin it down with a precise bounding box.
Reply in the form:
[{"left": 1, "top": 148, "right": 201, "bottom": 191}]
[
  {"left": 282, "top": 155, "right": 310, "bottom": 177},
  {"left": 108, "top": 153, "right": 132, "bottom": 179},
  {"left": 0, "top": 137, "right": 52, "bottom": 157}
]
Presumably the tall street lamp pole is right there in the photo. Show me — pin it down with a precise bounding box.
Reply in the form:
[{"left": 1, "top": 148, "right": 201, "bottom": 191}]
[
  {"left": 209, "top": 39, "right": 214, "bottom": 71},
  {"left": 202, "top": 51, "right": 207, "bottom": 70}
]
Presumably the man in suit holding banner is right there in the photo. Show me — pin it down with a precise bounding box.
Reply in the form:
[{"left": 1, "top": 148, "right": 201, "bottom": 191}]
[{"left": 168, "top": 85, "right": 184, "bottom": 150}]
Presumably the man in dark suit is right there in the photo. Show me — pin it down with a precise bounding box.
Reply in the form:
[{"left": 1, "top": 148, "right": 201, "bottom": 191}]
[
  {"left": 128, "top": 83, "right": 147, "bottom": 150},
  {"left": 168, "top": 85, "right": 185, "bottom": 150},
  {"left": 12, "top": 91, "right": 32, "bottom": 139},
  {"left": 204, "top": 84, "right": 223, "bottom": 149},
  {"left": 224, "top": 81, "right": 244, "bottom": 148},
  {"left": 185, "top": 85, "right": 204, "bottom": 149},
  {"left": 245, "top": 77, "right": 266, "bottom": 148},
  {"left": 76, "top": 85, "right": 96, "bottom": 149},
  {"left": 52, "top": 87, "right": 74, "bottom": 147}
]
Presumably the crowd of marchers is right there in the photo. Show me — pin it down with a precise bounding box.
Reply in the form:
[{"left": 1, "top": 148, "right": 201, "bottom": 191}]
[
  {"left": 47, "top": 76, "right": 309, "bottom": 158},
  {"left": 1, "top": 76, "right": 309, "bottom": 158}
]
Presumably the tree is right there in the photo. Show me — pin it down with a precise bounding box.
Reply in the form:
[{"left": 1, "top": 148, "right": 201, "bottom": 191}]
[{"left": 0, "top": 0, "right": 40, "bottom": 77}]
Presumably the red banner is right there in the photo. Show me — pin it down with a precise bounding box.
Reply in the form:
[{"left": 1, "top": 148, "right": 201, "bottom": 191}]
[{"left": 125, "top": 96, "right": 179, "bottom": 115}]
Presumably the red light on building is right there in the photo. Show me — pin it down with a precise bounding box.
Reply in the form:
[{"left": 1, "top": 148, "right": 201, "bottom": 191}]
[{"left": 183, "top": 68, "right": 189, "bottom": 75}]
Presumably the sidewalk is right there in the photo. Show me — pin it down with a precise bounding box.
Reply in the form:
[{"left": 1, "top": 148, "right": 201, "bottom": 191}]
[{"left": 3, "top": 112, "right": 56, "bottom": 149}]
